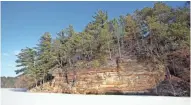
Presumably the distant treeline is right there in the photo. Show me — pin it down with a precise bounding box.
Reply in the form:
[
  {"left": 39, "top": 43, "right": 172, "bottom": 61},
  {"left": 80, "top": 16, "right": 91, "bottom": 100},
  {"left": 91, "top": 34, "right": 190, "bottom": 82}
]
[
  {"left": 14, "top": 2, "right": 190, "bottom": 88},
  {"left": 1, "top": 77, "right": 17, "bottom": 88}
]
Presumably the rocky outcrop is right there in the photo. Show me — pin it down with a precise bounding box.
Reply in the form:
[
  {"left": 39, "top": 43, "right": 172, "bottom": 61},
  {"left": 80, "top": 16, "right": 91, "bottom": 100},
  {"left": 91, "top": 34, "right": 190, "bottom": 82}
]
[
  {"left": 30, "top": 59, "right": 165, "bottom": 94},
  {"left": 167, "top": 48, "right": 190, "bottom": 82},
  {"left": 69, "top": 69, "right": 164, "bottom": 94},
  {"left": 149, "top": 76, "right": 190, "bottom": 96}
]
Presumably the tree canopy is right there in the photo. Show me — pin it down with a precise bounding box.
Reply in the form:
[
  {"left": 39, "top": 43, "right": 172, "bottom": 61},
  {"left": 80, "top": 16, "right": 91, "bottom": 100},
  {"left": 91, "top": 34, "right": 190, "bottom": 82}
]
[{"left": 15, "top": 2, "right": 190, "bottom": 88}]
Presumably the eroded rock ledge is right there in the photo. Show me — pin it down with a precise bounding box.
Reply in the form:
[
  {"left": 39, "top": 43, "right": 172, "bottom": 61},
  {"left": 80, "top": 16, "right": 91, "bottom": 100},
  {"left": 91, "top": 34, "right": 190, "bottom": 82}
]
[{"left": 30, "top": 60, "right": 165, "bottom": 94}]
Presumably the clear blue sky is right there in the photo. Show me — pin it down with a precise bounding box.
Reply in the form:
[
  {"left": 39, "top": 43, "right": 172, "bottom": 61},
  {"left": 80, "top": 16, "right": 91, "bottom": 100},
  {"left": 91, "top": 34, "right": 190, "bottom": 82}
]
[{"left": 1, "top": 1, "right": 185, "bottom": 77}]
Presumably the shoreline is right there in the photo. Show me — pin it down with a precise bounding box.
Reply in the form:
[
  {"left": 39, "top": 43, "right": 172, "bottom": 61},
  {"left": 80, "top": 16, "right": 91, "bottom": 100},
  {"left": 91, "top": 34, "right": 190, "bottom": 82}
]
[{"left": 1, "top": 88, "right": 190, "bottom": 105}]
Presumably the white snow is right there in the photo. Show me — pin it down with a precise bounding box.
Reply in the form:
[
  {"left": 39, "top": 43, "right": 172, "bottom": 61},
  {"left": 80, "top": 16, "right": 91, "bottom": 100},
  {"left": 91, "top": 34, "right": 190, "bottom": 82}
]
[{"left": 1, "top": 88, "right": 190, "bottom": 105}]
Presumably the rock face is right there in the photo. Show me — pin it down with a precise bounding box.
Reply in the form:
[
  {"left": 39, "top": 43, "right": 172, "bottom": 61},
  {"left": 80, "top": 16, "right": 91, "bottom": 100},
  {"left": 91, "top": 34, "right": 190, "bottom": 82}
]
[
  {"left": 149, "top": 76, "right": 190, "bottom": 96},
  {"left": 167, "top": 48, "right": 190, "bottom": 82},
  {"left": 30, "top": 59, "right": 165, "bottom": 94},
  {"left": 68, "top": 69, "right": 164, "bottom": 94}
]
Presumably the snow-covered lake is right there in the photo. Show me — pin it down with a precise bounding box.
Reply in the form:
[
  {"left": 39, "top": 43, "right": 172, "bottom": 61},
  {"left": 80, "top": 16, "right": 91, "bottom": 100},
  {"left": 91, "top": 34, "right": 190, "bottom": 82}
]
[{"left": 1, "top": 88, "right": 190, "bottom": 105}]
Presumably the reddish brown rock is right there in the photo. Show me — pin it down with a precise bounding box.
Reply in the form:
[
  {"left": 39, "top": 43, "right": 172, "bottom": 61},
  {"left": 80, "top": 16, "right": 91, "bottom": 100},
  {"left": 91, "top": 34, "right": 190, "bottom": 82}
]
[{"left": 30, "top": 60, "right": 165, "bottom": 94}]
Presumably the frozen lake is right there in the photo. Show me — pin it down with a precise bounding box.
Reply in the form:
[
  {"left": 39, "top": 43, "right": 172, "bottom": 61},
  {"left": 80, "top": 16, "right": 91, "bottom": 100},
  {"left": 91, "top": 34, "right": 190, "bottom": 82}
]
[{"left": 1, "top": 88, "right": 190, "bottom": 105}]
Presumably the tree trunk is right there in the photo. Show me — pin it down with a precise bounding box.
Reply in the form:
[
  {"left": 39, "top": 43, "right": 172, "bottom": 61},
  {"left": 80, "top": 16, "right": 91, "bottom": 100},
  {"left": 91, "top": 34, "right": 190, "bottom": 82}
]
[
  {"left": 40, "top": 80, "right": 43, "bottom": 90},
  {"left": 166, "top": 67, "right": 176, "bottom": 96},
  {"left": 117, "top": 34, "right": 121, "bottom": 58},
  {"left": 133, "top": 29, "right": 139, "bottom": 55},
  {"left": 68, "top": 58, "right": 72, "bottom": 67},
  {"left": 72, "top": 69, "right": 76, "bottom": 86},
  {"left": 65, "top": 58, "right": 72, "bottom": 84},
  {"left": 121, "top": 36, "right": 124, "bottom": 52},
  {"left": 90, "top": 43, "right": 93, "bottom": 57},
  {"left": 43, "top": 69, "right": 45, "bottom": 84},
  {"left": 35, "top": 79, "right": 37, "bottom": 88},
  {"left": 108, "top": 41, "right": 112, "bottom": 60},
  {"left": 65, "top": 69, "right": 69, "bottom": 84}
]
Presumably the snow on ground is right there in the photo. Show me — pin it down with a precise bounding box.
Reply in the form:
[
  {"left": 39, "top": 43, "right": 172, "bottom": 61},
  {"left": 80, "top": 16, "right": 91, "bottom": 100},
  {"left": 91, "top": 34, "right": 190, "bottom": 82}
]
[{"left": 1, "top": 88, "right": 190, "bottom": 105}]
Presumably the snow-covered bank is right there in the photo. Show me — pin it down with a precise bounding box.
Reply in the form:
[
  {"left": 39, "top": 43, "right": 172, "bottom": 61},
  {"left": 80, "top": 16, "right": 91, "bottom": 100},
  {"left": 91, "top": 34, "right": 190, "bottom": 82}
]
[{"left": 1, "top": 88, "right": 190, "bottom": 105}]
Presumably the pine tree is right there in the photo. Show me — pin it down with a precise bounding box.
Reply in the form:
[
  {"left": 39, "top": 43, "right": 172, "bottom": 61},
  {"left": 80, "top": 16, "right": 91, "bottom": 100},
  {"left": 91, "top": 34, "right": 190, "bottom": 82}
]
[{"left": 36, "top": 32, "right": 53, "bottom": 84}]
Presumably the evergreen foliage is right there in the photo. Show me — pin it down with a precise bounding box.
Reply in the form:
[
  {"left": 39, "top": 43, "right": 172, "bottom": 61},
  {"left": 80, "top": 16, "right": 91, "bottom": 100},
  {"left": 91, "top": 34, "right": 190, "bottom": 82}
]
[{"left": 15, "top": 2, "right": 190, "bottom": 88}]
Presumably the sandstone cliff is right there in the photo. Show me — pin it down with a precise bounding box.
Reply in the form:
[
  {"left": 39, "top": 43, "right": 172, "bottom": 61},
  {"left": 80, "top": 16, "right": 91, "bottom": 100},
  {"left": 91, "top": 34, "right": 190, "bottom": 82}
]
[{"left": 30, "top": 58, "right": 166, "bottom": 94}]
